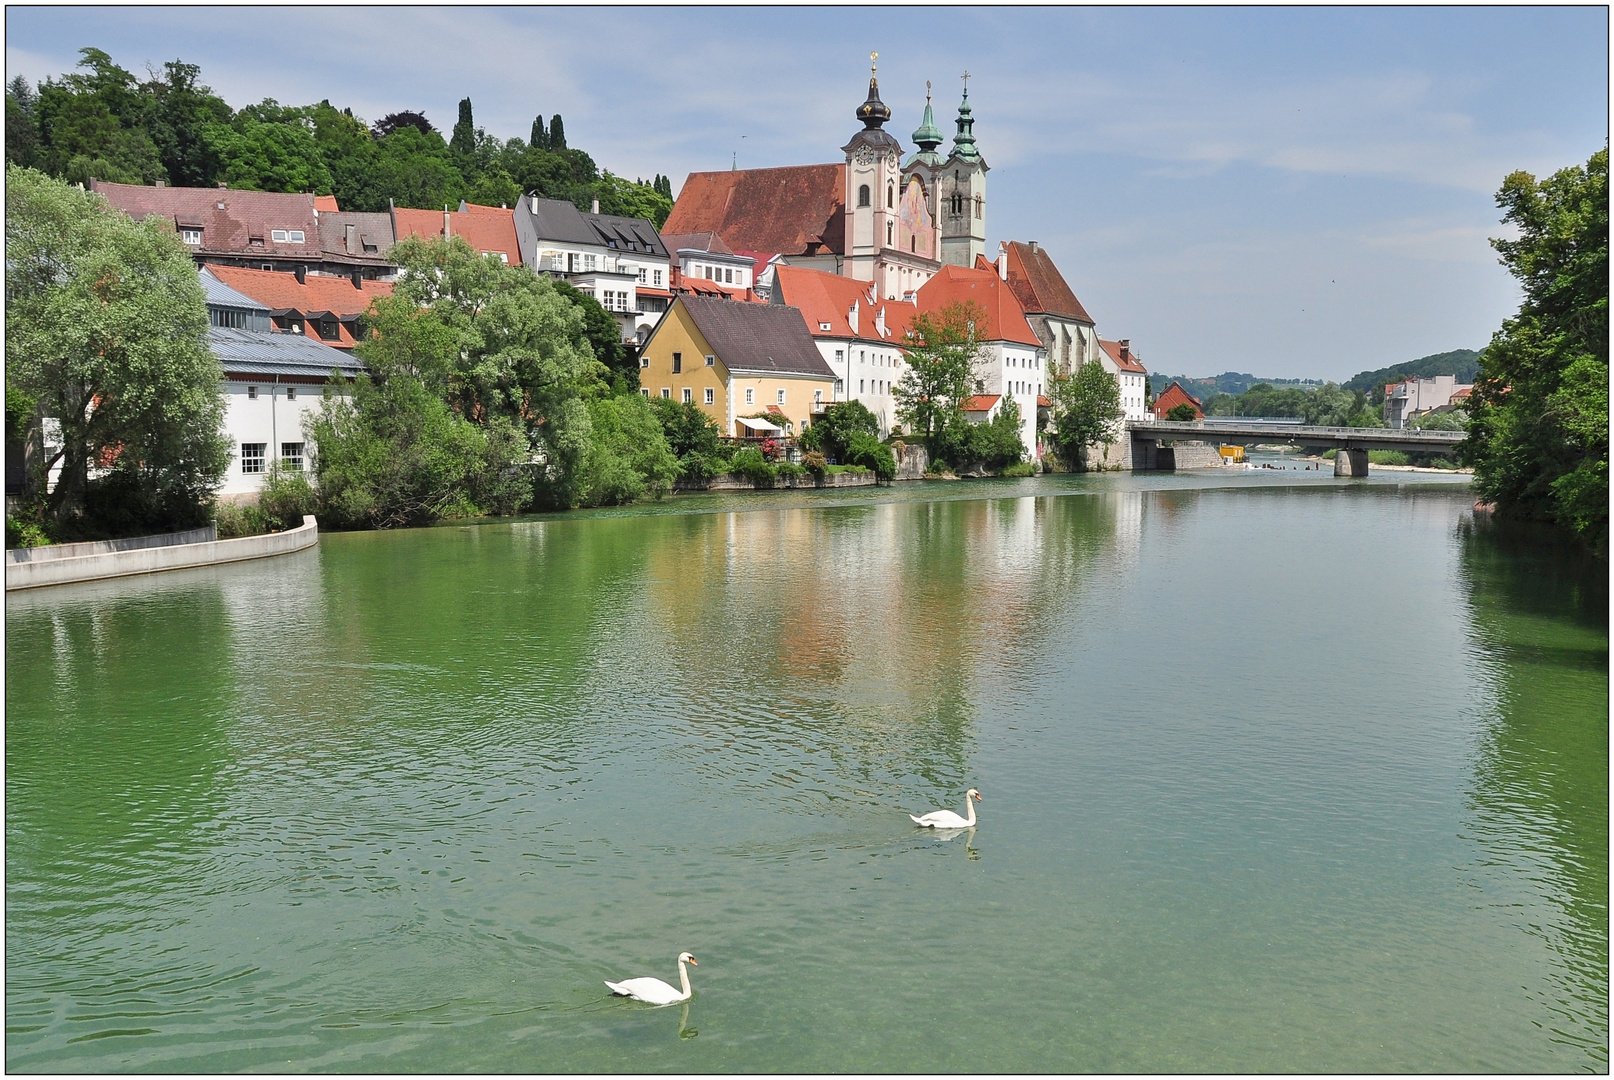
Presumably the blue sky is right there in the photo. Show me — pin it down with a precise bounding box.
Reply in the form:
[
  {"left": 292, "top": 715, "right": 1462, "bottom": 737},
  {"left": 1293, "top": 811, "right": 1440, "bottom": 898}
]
[{"left": 7, "top": 6, "right": 1607, "bottom": 382}]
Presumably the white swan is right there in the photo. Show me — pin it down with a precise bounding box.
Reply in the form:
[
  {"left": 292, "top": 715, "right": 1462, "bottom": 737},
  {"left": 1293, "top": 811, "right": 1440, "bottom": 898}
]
[
  {"left": 910, "top": 788, "right": 981, "bottom": 828},
  {"left": 605, "top": 952, "right": 697, "bottom": 1005}
]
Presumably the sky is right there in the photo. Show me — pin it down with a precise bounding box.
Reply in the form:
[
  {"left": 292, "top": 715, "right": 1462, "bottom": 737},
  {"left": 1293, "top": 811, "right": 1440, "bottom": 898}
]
[{"left": 7, "top": 5, "right": 1608, "bottom": 382}]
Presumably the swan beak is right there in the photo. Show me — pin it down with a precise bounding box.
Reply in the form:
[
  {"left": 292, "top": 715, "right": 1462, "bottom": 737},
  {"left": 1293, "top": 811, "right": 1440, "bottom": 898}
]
[
  {"left": 687, "top": 958, "right": 698, "bottom": 966},
  {"left": 973, "top": 793, "right": 982, "bottom": 801}
]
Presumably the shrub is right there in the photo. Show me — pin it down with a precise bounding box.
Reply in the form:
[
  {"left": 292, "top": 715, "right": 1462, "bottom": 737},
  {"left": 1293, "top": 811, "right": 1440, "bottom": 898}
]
[
  {"left": 775, "top": 461, "right": 806, "bottom": 482},
  {"left": 759, "top": 437, "right": 782, "bottom": 462},
  {"left": 214, "top": 501, "right": 269, "bottom": 539},
  {"left": 1368, "top": 449, "right": 1410, "bottom": 466},
  {"left": 1001, "top": 461, "right": 1036, "bottom": 477},
  {"left": 1166, "top": 403, "right": 1199, "bottom": 422},
  {"left": 5, "top": 515, "right": 51, "bottom": 548},
  {"left": 810, "top": 400, "right": 881, "bottom": 461},
  {"left": 847, "top": 432, "right": 897, "bottom": 482},
  {"left": 259, "top": 462, "right": 318, "bottom": 531},
  {"left": 964, "top": 400, "right": 1026, "bottom": 471},
  {"left": 730, "top": 445, "right": 776, "bottom": 487},
  {"left": 802, "top": 450, "right": 828, "bottom": 478},
  {"left": 577, "top": 394, "right": 680, "bottom": 507}
]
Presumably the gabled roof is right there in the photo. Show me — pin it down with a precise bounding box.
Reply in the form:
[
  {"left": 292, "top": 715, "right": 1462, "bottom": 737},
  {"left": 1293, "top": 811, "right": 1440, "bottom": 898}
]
[
  {"left": 663, "top": 164, "right": 846, "bottom": 257},
  {"left": 1152, "top": 381, "right": 1203, "bottom": 419},
  {"left": 460, "top": 201, "right": 513, "bottom": 214},
  {"left": 963, "top": 394, "right": 1001, "bottom": 413},
  {"left": 677, "top": 296, "right": 835, "bottom": 378},
  {"left": 393, "top": 206, "right": 521, "bottom": 264},
  {"left": 313, "top": 194, "right": 340, "bottom": 212},
  {"left": 662, "top": 231, "right": 737, "bottom": 257},
  {"left": 91, "top": 181, "right": 322, "bottom": 258},
  {"left": 1099, "top": 338, "right": 1147, "bottom": 374},
  {"left": 1002, "top": 241, "right": 1094, "bottom": 324},
  {"left": 771, "top": 264, "right": 915, "bottom": 344},
  {"left": 204, "top": 264, "right": 392, "bottom": 318},
  {"left": 914, "top": 264, "right": 1040, "bottom": 347},
  {"left": 316, "top": 211, "right": 396, "bottom": 265},
  {"left": 208, "top": 326, "right": 364, "bottom": 379},
  {"left": 520, "top": 197, "right": 668, "bottom": 257}
]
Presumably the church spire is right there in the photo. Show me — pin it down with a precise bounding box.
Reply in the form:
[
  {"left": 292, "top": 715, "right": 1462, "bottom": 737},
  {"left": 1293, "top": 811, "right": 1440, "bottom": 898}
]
[
  {"left": 910, "top": 80, "right": 944, "bottom": 165},
  {"left": 856, "top": 51, "right": 891, "bottom": 129},
  {"left": 951, "top": 72, "right": 980, "bottom": 163}
]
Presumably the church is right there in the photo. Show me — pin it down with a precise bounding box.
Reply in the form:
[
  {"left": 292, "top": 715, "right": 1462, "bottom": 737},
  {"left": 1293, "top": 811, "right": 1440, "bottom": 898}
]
[{"left": 662, "top": 57, "right": 989, "bottom": 302}]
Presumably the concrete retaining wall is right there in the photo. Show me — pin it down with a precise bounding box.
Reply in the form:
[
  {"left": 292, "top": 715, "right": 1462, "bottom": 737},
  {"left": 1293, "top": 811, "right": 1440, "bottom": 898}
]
[
  {"left": 5, "top": 525, "right": 217, "bottom": 564},
  {"left": 6, "top": 515, "right": 319, "bottom": 591}
]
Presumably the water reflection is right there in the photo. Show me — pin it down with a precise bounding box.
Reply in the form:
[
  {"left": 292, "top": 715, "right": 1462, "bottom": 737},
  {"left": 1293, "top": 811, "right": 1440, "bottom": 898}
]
[{"left": 1457, "top": 517, "right": 1609, "bottom": 1066}]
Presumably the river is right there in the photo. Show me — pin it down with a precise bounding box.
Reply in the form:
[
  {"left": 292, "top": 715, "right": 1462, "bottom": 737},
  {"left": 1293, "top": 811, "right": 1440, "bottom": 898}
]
[{"left": 6, "top": 469, "right": 1607, "bottom": 1072}]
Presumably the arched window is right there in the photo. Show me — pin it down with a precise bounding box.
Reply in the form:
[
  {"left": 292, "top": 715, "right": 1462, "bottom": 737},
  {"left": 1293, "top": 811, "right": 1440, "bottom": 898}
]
[
  {"left": 887, "top": 220, "right": 893, "bottom": 246},
  {"left": 858, "top": 184, "right": 871, "bottom": 208},
  {"left": 887, "top": 184, "right": 894, "bottom": 208}
]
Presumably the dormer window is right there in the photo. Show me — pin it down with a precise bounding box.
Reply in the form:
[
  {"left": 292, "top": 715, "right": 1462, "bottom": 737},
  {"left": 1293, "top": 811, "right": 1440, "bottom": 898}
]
[
  {"left": 180, "top": 228, "right": 202, "bottom": 245},
  {"left": 270, "top": 229, "right": 307, "bottom": 244}
]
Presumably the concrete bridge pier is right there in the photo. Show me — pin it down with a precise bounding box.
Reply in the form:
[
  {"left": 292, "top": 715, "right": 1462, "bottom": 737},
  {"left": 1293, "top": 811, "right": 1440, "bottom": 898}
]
[{"left": 1334, "top": 448, "right": 1369, "bottom": 477}]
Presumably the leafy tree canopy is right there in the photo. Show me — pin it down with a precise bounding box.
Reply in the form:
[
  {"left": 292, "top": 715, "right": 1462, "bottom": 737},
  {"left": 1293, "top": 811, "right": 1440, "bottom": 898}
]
[
  {"left": 1049, "top": 359, "right": 1122, "bottom": 467},
  {"left": 894, "top": 301, "right": 985, "bottom": 458}
]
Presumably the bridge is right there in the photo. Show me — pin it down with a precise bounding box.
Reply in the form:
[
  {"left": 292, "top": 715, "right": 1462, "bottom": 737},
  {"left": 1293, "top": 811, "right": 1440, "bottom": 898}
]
[{"left": 1126, "top": 420, "right": 1465, "bottom": 476}]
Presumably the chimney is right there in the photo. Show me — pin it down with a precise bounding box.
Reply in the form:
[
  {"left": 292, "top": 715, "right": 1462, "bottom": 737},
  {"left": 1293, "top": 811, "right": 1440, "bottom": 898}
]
[
  {"left": 154, "top": 179, "right": 166, "bottom": 187},
  {"left": 1119, "top": 339, "right": 1131, "bottom": 361},
  {"left": 1029, "top": 240, "right": 1038, "bottom": 253},
  {"left": 351, "top": 269, "right": 363, "bottom": 290},
  {"left": 295, "top": 265, "right": 306, "bottom": 285},
  {"left": 218, "top": 182, "right": 227, "bottom": 189},
  {"left": 444, "top": 206, "right": 451, "bottom": 240},
  {"left": 591, "top": 197, "right": 600, "bottom": 215},
  {"left": 848, "top": 300, "right": 859, "bottom": 337},
  {"left": 345, "top": 223, "right": 359, "bottom": 255},
  {"left": 997, "top": 254, "right": 1008, "bottom": 280}
]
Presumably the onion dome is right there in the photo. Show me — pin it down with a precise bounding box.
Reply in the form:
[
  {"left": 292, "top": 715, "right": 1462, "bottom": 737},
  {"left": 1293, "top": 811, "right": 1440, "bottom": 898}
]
[
  {"left": 857, "top": 75, "right": 891, "bottom": 130},
  {"left": 951, "top": 85, "right": 981, "bottom": 163}
]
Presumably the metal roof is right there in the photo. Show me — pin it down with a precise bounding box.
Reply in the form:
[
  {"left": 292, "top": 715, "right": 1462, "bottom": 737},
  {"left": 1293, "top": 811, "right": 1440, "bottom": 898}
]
[
  {"left": 208, "top": 327, "right": 365, "bottom": 379},
  {"left": 521, "top": 196, "right": 667, "bottom": 257},
  {"left": 199, "top": 268, "right": 271, "bottom": 312}
]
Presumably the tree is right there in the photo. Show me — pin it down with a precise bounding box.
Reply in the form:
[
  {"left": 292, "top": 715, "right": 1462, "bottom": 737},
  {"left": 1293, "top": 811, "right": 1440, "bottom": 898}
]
[
  {"left": 142, "top": 60, "right": 231, "bottom": 188},
  {"left": 1050, "top": 359, "right": 1122, "bottom": 469},
  {"left": 596, "top": 171, "right": 673, "bottom": 227},
  {"left": 1166, "top": 402, "right": 1199, "bottom": 422},
  {"left": 846, "top": 431, "right": 898, "bottom": 482},
  {"left": 549, "top": 278, "right": 632, "bottom": 388},
  {"left": 1464, "top": 146, "right": 1609, "bottom": 554},
  {"left": 893, "top": 301, "right": 984, "bottom": 458},
  {"left": 530, "top": 113, "right": 547, "bottom": 150},
  {"left": 5, "top": 167, "right": 230, "bottom": 534},
  {"left": 35, "top": 48, "right": 164, "bottom": 185},
  {"left": 650, "top": 397, "right": 728, "bottom": 481},
  {"left": 371, "top": 110, "right": 434, "bottom": 139},
  {"left": 449, "top": 97, "right": 475, "bottom": 160},
  {"left": 6, "top": 77, "right": 40, "bottom": 167},
  {"left": 310, "top": 99, "right": 382, "bottom": 210},
  {"left": 548, "top": 113, "right": 566, "bottom": 149},
  {"left": 800, "top": 399, "right": 879, "bottom": 462},
  {"left": 576, "top": 394, "right": 678, "bottom": 506},
  {"left": 202, "top": 112, "right": 333, "bottom": 193},
  {"left": 967, "top": 397, "right": 1026, "bottom": 469}
]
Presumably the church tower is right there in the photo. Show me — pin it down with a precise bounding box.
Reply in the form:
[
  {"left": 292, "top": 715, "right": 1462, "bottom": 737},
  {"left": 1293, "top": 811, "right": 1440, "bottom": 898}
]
[
  {"left": 841, "top": 53, "right": 903, "bottom": 286},
  {"left": 938, "top": 77, "right": 988, "bottom": 268}
]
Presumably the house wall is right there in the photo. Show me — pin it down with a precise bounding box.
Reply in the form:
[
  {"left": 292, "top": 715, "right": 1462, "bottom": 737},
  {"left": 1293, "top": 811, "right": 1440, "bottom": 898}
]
[
  {"left": 726, "top": 373, "right": 834, "bottom": 436},
  {"left": 638, "top": 302, "right": 728, "bottom": 426},
  {"left": 218, "top": 377, "right": 337, "bottom": 498},
  {"left": 975, "top": 340, "right": 1044, "bottom": 458}
]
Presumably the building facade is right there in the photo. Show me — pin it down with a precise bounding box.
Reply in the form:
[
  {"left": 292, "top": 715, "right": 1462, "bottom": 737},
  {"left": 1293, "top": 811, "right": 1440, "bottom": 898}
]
[
  {"left": 512, "top": 196, "right": 672, "bottom": 345},
  {"left": 1383, "top": 375, "right": 1473, "bottom": 428}
]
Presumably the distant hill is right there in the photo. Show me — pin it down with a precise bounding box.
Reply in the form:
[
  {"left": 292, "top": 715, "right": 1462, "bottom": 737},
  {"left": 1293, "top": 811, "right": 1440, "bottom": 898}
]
[
  {"left": 1343, "top": 349, "right": 1484, "bottom": 396},
  {"left": 1148, "top": 372, "right": 1324, "bottom": 400}
]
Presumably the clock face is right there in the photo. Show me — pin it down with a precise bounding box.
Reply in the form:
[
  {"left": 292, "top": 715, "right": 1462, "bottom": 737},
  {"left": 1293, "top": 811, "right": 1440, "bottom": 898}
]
[{"left": 855, "top": 146, "right": 876, "bottom": 166}]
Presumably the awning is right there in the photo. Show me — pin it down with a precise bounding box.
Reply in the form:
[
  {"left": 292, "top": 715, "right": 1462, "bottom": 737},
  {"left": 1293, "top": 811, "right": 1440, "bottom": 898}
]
[{"left": 737, "top": 416, "right": 782, "bottom": 433}]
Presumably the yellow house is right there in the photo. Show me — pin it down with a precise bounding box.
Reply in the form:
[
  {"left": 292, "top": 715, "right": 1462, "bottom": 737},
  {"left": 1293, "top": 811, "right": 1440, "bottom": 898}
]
[{"left": 639, "top": 295, "right": 837, "bottom": 436}]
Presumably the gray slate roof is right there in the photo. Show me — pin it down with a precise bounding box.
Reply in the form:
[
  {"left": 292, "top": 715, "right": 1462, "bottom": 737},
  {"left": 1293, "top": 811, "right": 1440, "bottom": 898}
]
[
  {"left": 522, "top": 197, "right": 668, "bottom": 257},
  {"left": 679, "top": 296, "right": 835, "bottom": 378},
  {"left": 317, "top": 211, "right": 396, "bottom": 264},
  {"left": 209, "top": 327, "right": 364, "bottom": 379}
]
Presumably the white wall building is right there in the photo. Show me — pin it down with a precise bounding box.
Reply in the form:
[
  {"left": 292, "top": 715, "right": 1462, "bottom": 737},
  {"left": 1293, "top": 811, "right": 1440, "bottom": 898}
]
[{"left": 512, "top": 196, "right": 672, "bottom": 345}]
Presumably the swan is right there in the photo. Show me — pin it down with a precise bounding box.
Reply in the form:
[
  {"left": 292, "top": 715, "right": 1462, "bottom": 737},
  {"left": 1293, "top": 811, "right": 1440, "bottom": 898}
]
[
  {"left": 605, "top": 952, "right": 697, "bottom": 1005},
  {"left": 910, "top": 788, "right": 981, "bottom": 828}
]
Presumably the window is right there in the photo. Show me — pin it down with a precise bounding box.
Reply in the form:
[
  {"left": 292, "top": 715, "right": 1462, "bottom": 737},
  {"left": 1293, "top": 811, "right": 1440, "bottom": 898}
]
[
  {"left": 672, "top": 352, "right": 682, "bottom": 374},
  {"left": 319, "top": 320, "right": 339, "bottom": 341},
  {"left": 814, "top": 388, "right": 823, "bottom": 404},
  {"left": 280, "top": 442, "right": 304, "bottom": 470},
  {"left": 777, "top": 388, "right": 786, "bottom": 406},
  {"left": 745, "top": 388, "right": 754, "bottom": 405},
  {"left": 704, "top": 388, "right": 714, "bottom": 405},
  {"left": 212, "top": 308, "right": 248, "bottom": 330},
  {"left": 640, "top": 354, "right": 650, "bottom": 368},
  {"left": 638, "top": 268, "right": 647, "bottom": 282},
  {"left": 724, "top": 268, "right": 732, "bottom": 283},
  {"left": 272, "top": 230, "right": 288, "bottom": 243},
  {"left": 261, "top": 264, "right": 274, "bottom": 272},
  {"left": 286, "top": 387, "right": 297, "bottom": 400},
  {"left": 241, "top": 443, "right": 266, "bottom": 474},
  {"left": 180, "top": 228, "right": 202, "bottom": 245},
  {"left": 820, "top": 322, "right": 833, "bottom": 331},
  {"left": 860, "top": 379, "right": 866, "bottom": 393},
  {"left": 247, "top": 385, "right": 258, "bottom": 400},
  {"left": 974, "top": 196, "right": 983, "bottom": 219},
  {"left": 858, "top": 184, "right": 871, "bottom": 208},
  {"left": 661, "top": 388, "right": 671, "bottom": 399},
  {"left": 705, "top": 354, "right": 714, "bottom": 367},
  {"left": 584, "top": 254, "right": 597, "bottom": 271},
  {"left": 640, "top": 387, "right": 650, "bottom": 398},
  {"left": 887, "top": 221, "right": 893, "bottom": 246},
  {"left": 835, "top": 349, "right": 844, "bottom": 362},
  {"left": 834, "top": 379, "right": 843, "bottom": 394},
  {"left": 654, "top": 270, "right": 662, "bottom": 286},
  {"left": 887, "top": 184, "right": 894, "bottom": 208},
  {"left": 682, "top": 387, "right": 693, "bottom": 404},
  {"left": 703, "top": 266, "right": 712, "bottom": 280}
]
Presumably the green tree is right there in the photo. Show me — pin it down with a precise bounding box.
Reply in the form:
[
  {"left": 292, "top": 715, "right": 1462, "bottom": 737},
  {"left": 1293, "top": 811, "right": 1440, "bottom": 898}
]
[
  {"left": 5, "top": 166, "right": 229, "bottom": 533},
  {"left": 846, "top": 431, "right": 898, "bottom": 482},
  {"left": 449, "top": 97, "right": 476, "bottom": 160},
  {"left": 894, "top": 301, "right": 984, "bottom": 459},
  {"left": 1465, "top": 146, "right": 1609, "bottom": 554},
  {"left": 35, "top": 48, "right": 164, "bottom": 185},
  {"left": 530, "top": 114, "right": 547, "bottom": 150},
  {"left": 966, "top": 397, "right": 1027, "bottom": 470},
  {"left": 596, "top": 171, "right": 674, "bottom": 227},
  {"left": 549, "top": 113, "right": 566, "bottom": 150},
  {"left": 801, "top": 399, "right": 879, "bottom": 461},
  {"left": 1050, "top": 358, "right": 1122, "bottom": 468},
  {"left": 549, "top": 278, "right": 632, "bottom": 389},
  {"left": 202, "top": 110, "right": 333, "bottom": 193},
  {"left": 142, "top": 60, "right": 231, "bottom": 187},
  {"left": 649, "top": 397, "right": 728, "bottom": 481},
  {"left": 577, "top": 393, "right": 679, "bottom": 506},
  {"left": 6, "top": 77, "right": 41, "bottom": 167},
  {"left": 310, "top": 100, "right": 383, "bottom": 211},
  {"left": 372, "top": 125, "right": 464, "bottom": 209},
  {"left": 1166, "top": 402, "right": 1199, "bottom": 422}
]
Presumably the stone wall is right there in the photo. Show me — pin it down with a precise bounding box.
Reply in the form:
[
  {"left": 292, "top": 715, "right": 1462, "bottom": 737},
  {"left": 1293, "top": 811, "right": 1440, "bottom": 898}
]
[{"left": 6, "top": 515, "right": 319, "bottom": 591}]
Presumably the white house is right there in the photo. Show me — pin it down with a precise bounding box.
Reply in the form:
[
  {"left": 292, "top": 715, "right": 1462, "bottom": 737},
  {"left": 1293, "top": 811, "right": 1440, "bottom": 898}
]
[
  {"left": 1098, "top": 339, "right": 1151, "bottom": 424},
  {"left": 201, "top": 271, "right": 362, "bottom": 500},
  {"left": 512, "top": 195, "right": 672, "bottom": 346}
]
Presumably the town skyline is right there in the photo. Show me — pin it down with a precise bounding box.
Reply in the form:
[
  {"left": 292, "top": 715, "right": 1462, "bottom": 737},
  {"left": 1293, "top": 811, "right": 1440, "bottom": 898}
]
[{"left": 7, "top": 5, "right": 1607, "bottom": 381}]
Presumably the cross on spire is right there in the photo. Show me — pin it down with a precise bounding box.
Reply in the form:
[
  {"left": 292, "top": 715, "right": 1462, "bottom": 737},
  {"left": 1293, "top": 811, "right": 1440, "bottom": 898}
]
[{"left": 961, "top": 70, "right": 970, "bottom": 90}]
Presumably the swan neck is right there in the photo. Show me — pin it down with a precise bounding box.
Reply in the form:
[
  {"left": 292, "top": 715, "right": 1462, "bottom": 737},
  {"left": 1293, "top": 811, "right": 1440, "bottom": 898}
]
[
  {"left": 963, "top": 796, "right": 976, "bottom": 827},
  {"left": 678, "top": 959, "right": 692, "bottom": 999}
]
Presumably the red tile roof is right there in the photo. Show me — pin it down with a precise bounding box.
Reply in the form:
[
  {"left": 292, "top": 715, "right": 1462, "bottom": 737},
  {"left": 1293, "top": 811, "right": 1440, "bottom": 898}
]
[
  {"left": 1037, "top": 394, "right": 1052, "bottom": 408},
  {"left": 1002, "top": 241, "right": 1094, "bottom": 323},
  {"left": 91, "top": 181, "right": 322, "bottom": 258},
  {"left": 772, "top": 265, "right": 915, "bottom": 343},
  {"left": 669, "top": 266, "right": 763, "bottom": 302},
  {"left": 313, "top": 194, "right": 340, "bottom": 212},
  {"left": 664, "top": 164, "right": 846, "bottom": 257},
  {"left": 963, "top": 395, "right": 1001, "bottom": 413},
  {"left": 1099, "top": 338, "right": 1147, "bottom": 374},
  {"left": 204, "top": 265, "right": 392, "bottom": 350},
  {"left": 914, "top": 264, "right": 1040, "bottom": 347},
  {"left": 460, "top": 201, "right": 512, "bottom": 214},
  {"left": 394, "top": 206, "right": 521, "bottom": 265},
  {"left": 1152, "top": 382, "right": 1203, "bottom": 420}
]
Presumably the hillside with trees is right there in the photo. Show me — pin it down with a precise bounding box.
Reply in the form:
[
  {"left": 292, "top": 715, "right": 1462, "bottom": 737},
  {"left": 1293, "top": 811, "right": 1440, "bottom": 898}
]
[
  {"left": 5, "top": 47, "right": 673, "bottom": 224},
  {"left": 1343, "top": 349, "right": 1484, "bottom": 401},
  {"left": 1148, "top": 372, "right": 1323, "bottom": 400}
]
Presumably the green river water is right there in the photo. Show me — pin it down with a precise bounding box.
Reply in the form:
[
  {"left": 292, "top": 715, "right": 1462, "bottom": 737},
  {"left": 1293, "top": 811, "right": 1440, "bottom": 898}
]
[{"left": 6, "top": 469, "right": 1607, "bottom": 1072}]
